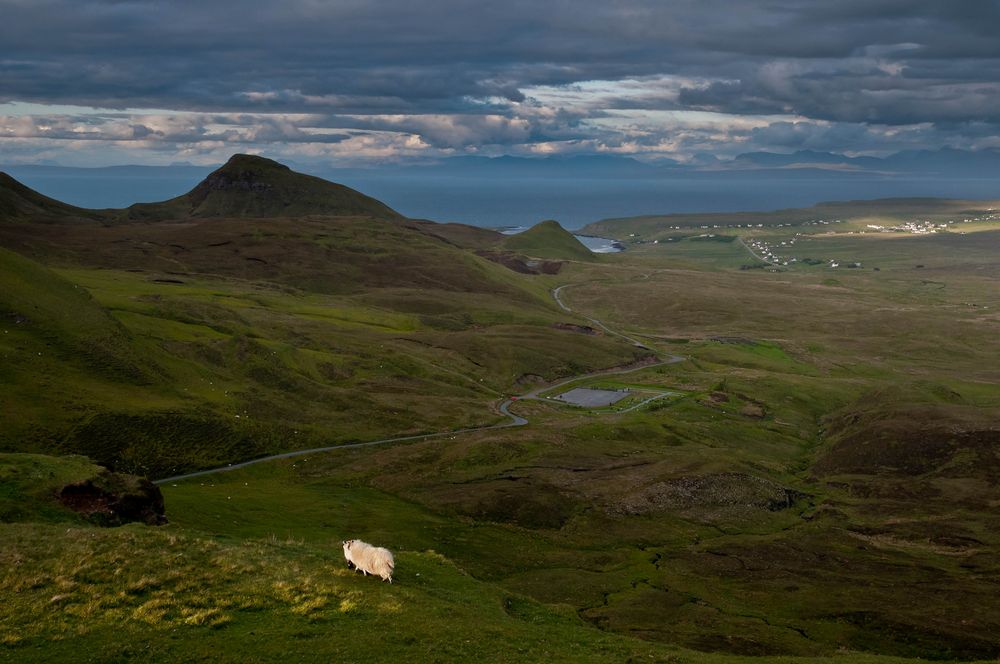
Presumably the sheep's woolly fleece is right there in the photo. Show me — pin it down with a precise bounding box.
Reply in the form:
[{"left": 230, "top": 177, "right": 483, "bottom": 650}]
[{"left": 343, "top": 539, "right": 395, "bottom": 583}]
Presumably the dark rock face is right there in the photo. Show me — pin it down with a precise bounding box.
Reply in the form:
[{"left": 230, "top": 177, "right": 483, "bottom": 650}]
[
  {"left": 475, "top": 250, "right": 564, "bottom": 275},
  {"left": 552, "top": 322, "right": 599, "bottom": 335},
  {"left": 198, "top": 171, "right": 276, "bottom": 193},
  {"left": 58, "top": 471, "right": 166, "bottom": 526}
]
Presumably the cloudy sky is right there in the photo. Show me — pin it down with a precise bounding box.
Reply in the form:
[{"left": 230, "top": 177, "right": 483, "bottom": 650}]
[{"left": 2, "top": 0, "right": 1000, "bottom": 166}]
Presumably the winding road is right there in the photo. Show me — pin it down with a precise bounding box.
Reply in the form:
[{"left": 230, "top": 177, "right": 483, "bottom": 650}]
[
  {"left": 552, "top": 284, "right": 651, "bottom": 349},
  {"left": 154, "top": 282, "right": 682, "bottom": 485}
]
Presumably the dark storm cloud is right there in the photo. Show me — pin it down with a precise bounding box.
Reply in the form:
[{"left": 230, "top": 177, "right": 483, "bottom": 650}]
[
  {"left": 0, "top": 1, "right": 991, "bottom": 114},
  {"left": 678, "top": 74, "right": 1000, "bottom": 125},
  {"left": 2, "top": 0, "right": 1000, "bottom": 159}
]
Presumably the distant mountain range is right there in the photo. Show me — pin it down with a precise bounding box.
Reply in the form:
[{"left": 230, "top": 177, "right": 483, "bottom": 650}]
[
  {"left": 8, "top": 147, "right": 1000, "bottom": 183},
  {"left": 325, "top": 148, "right": 1000, "bottom": 178},
  {"left": 727, "top": 148, "right": 1000, "bottom": 175}
]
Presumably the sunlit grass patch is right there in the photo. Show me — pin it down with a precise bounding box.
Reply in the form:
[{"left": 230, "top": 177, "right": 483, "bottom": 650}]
[
  {"left": 181, "top": 607, "right": 231, "bottom": 628},
  {"left": 0, "top": 524, "right": 295, "bottom": 641}
]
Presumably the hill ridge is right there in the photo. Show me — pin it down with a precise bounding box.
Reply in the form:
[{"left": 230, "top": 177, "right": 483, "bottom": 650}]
[
  {"left": 1, "top": 155, "right": 404, "bottom": 223},
  {"left": 125, "top": 154, "right": 403, "bottom": 221},
  {"left": 0, "top": 171, "right": 104, "bottom": 222}
]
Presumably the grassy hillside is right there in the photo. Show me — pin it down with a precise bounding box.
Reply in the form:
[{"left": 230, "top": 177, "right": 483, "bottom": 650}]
[
  {"left": 0, "top": 453, "right": 103, "bottom": 523},
  {"left": 0, "top": 246, "right": 147, "bottom": 380},
  {"left": 3, "top": 172, "right": 999, "bottom": 661},
  {"left": 0, "top": 454, "right": 958, "bottom": 664},
  {"left": 0, "top": 248, "right": 164, "bottom": 457},
  {"left": 0, "top": 172, "right": 105, "bottom": 223},
  {"left": 0, "top": 210, "right": 646, "bottom": 477},
  {"left": 0, "top": 457, "right": 681, "bottom": 662},
  {"left": 125, "top": 154, "right": 403, "bottom": 221},
  {"left": 0, "top": 260, "right": 646, "bottom": 477},
  {"left": 1, "top": 523, "right": 686, "bottom": 662},
  {"left": 2, "top": 154, "right": 403, "bottom": 224},
  {"left": 0, "top": 161, "right": 651, "bottom": 476},
  {"left": 502, "top": 220, "right": 596, "bottom": 261}
]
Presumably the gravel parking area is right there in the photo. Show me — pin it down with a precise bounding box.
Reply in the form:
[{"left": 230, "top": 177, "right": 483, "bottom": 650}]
[{"left": 553, "top": 387, "right": 630, "bottom": 407}]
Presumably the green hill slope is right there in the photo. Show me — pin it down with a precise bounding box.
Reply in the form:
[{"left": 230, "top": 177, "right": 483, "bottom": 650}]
[
  {"left": 124, "top": 154, "right": 402, "bottom": 221},
  {"left": 0, "top": 163, "right": 649, "bottom": 477},
  {"left": 1, "top": 528, "right": 683, "bottom": 663},
  {"left": 0, "top": 188, "right": 645, "bottom": 477},
  {"left": 0, "top": 246, "right": 148, "bottom": 382},
  {"left": 3, "top": 176, "right": 999, "bottom": 662},
  {"left": 502, "top": 220, "right": 595, "bottom": 261},
  {"left": 0, "top": 454, "right": 102, "bottom": 524},
  {"left": 0, "top": 452, "right": 937, "bottom": 664},
  {"left": 0, "top": 172, "right": 105, "bottom": 223},
  {"left": 0, "top": 254, "right": 644, "bottom": 476},
  {"left": 2, "top": 155, "right": 401, "bottom": 224},
  {"left": 0, "top": 452, "right": 677, "bottom": 662}
]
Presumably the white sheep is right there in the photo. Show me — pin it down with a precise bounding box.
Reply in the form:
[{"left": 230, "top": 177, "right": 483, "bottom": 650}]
[{"left": 342, "top": 539, "right": 395, "bottom": 583}]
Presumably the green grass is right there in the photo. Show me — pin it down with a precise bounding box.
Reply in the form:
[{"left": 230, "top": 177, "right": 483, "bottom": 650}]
[
  {"left": 4, "top": 441, "right": 982, "bottom": 661},
  {"left": 0, "top": 243, "right": 644, "bottom": 476},
  {"left": 0, "top": 453, "right": 101, "bottom": 524},
  {"left": 502, "top": 220, "right": 597, "bottom": 261},
  {"left": 2, "top": 190, "right": 1000, "bottom": 662},
  {"left": 7, "top": 517, "right": 963, "bottom": 663},
  {"left": 0, "top": 246, "right": 148, "bottom": 382},
  {"left": 0, "top": 522, "right": 692, "bottom": 663}
]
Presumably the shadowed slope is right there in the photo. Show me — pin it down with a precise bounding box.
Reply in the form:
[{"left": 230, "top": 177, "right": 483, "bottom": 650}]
[
  {"left": 0, "top": 172, "right": 106, "bottom": 223},
  {"left": 0, "top": 246, "right": 148, "bottom": 382},
  {"left": 124, "top": 154, "right": 403, "bottom": 221}
]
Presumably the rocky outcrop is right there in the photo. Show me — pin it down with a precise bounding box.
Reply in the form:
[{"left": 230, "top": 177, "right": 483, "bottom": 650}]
[
  {"left": 476, "top": 250, "right": 563, "bottom": 275},
  {"left": 196, "top": 170, "right": 275, "bottom": 194},
  {"left": 59, "top": 470, "right": 166, "bottom": 526},
  {"left": 552, "top": 322, "right": 599, "bottom": 335}
]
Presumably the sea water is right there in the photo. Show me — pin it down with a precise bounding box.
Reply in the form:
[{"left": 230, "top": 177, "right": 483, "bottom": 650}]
[{"left": 8, "top": 168, "right": 1000, "bottom": 231}]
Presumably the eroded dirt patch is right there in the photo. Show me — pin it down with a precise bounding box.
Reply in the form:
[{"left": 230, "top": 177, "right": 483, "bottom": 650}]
[{"left": 608, "top": 472, "right": 807, "bottom": 517}]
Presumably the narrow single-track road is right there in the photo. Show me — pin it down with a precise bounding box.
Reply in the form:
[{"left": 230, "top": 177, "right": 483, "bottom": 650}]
[
  {"left": 552, "top": 284, "right": 651, "bottom": 349},
  {"left": 155, "top": 282, "right": 682, "bottom": 485}
]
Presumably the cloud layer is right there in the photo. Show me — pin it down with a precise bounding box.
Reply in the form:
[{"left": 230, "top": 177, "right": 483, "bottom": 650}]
[{"left": 2, "top": 1, "right": 999, "bottom": 165}]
